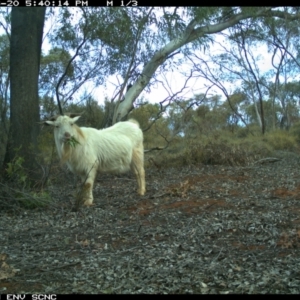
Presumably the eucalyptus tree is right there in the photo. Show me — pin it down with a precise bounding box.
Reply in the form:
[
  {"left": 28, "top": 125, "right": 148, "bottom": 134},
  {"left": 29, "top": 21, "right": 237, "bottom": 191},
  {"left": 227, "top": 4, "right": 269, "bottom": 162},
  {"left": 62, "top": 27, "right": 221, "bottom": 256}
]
[
  {"left": 0, "top": 9, "right": 11, "bottom": 161},
  {"left": 228, "top": 11, "right": 300, "bottom": 131},
  {"left": 2, "top": 7, "right": 46, "bottom": 184},
  {"left": 51, "top": 7, "right": 300, "bottom": 127},
  {"left": 262, "top": 16, "right": 300, "bottom": 130},
  {"left": 0, "top": 34, "right": 10, "bottom": 159},
  {"left": 267, "top": 81, "right": 300, "bottom": 128},
  {"left": 183, "top": 8, "right": 300, "bottom": 134},
  {"left": 112, "top": 7, "right": 300, "bottom": 125}
]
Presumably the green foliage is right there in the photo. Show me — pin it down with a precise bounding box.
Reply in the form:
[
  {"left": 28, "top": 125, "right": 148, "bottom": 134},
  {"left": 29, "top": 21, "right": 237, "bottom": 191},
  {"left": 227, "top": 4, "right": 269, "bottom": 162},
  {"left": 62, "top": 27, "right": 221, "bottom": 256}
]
[
  {"left": 40, "top": 47, "right": 74, "bottom": 94},
  {"left": 142, "top": 118, "right": 171, "bottom": 150},
  {"left": 38, "top": 130, "right": 55, "bottom": 164},
  {"left": 5, "top": 155, "right": 27, "bottom": 187},
  {"left": 138, "top": 93, "right": 298, "bottom": 169},
  {"left": 2, "top": 153, "right": 52, "bottom": 209},
  {"left": 147, "top": 130, "right": 273, "bottom": 169},
  {"left": 129, "top": 103, "right": 168, "bottom": 148},
  {"left": 84, "top": 98, "right": 105, "bottom": 128},
  {"left": 188, "top": 138, "right": 270, "bottom": 166},
  {"left": 40, "top": 95, "right": 58, "bottom": 117},
  {"left": 187, "top": 7, "right": 221, "bottom": 25},
  {"left": 66, "top": 136, "right": 80, "bottom": 148},
  {"left": 129, "top": 103, "right": 160, "bottom": 129},
  {"left": 143, "top": 92, "right": 300, "bottom": 170},
  {"left": 16, "top": 191, "right": 52, "bottom": 209},
  {"left": 235, "top": 124, "right": 262, "bottom": 138},
  {"left": 264, "top": 130, "right": 298, "bottom": 151},
  {"left": 290, "top": 122, "right": 300, "bottom": 143},
  {"left": 0, "top": 34, "right": 10, "bottom": 71}
]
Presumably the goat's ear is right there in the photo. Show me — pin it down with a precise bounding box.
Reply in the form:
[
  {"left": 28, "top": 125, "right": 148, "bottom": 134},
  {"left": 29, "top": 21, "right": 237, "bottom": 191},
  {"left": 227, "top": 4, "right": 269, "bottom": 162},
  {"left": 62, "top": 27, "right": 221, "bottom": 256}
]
[
  {"left": 45, "top": 120, "right": 55, "bottom": 126},
  {"left": 71, "top": 115, "right": 81, "bottom": 123}
]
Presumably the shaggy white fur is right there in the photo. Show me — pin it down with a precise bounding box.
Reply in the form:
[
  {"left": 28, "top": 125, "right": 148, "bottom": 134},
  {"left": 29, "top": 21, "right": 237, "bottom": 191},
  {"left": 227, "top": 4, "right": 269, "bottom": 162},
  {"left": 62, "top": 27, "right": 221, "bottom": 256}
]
[{"left": 46, "top": 115, "right": 145, "bottom": 206}]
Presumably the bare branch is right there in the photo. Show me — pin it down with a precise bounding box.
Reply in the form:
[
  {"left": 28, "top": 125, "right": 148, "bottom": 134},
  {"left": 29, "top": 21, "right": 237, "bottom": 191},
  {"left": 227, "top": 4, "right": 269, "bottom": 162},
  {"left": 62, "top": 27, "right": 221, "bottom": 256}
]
[
  {"left": 142, "top": 71, "right": 194, "bottom": 133},
  {"left": 238, "top": 26, "right": 265, "bottom": 133},
  {"left": 55, "top": 8, "right": 89, "bottom": 115},
  {"left": 187, "top": 53, "right": 250, "bottom": 129},
  {"left": 144, "top": 146, "right": 166, "bottom": 153}
]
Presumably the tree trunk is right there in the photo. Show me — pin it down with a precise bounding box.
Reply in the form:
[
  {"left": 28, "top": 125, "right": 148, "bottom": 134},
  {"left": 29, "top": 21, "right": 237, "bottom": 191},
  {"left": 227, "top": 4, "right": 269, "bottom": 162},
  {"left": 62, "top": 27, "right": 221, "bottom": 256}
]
[
  {"left": 2, "top": 7, "right": 46, "bottom": 185},
  {"left": 253, "top": 99, "right": 263, "bottom": 129}
]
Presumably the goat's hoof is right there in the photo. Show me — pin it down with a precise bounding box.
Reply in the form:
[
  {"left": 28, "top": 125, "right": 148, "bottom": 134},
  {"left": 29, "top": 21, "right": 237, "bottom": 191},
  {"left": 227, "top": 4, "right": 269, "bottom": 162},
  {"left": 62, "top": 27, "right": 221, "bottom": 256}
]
[{"left": 84, "top": 200, "right": 94, "bottom": 206}]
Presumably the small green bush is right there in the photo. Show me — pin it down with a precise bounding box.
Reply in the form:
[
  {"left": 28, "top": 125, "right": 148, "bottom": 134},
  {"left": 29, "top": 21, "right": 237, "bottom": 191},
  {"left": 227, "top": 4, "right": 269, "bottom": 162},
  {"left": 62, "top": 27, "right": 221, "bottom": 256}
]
[
  {"left": 5, "top": 155, "right": 27, "bottom": 188},
  {"left": 290, "top": 122, "right": 300, "bottom": 144},
  {"left": 264, "top": 130, "right": 298, "bottom": 151},
  {"left": 16, "top": 191, "right": 52, "bottom": 209},
  {"left": 2, "top": 153, "right": 53, "bottom": 209}
]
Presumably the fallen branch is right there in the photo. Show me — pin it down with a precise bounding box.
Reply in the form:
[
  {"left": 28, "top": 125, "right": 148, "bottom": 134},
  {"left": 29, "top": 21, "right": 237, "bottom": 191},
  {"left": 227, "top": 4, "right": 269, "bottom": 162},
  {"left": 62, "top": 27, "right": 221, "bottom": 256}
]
[
  {"left": 254, "top": 157, "right": 281, "bottom": 164},
  {"left": 144, "top": 146, "right": 166, "bottom": 153}
]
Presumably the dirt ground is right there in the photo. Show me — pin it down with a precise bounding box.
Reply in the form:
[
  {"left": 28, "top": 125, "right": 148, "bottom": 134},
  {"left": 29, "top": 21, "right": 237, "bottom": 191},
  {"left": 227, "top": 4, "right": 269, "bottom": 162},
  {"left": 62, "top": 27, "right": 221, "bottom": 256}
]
[{"left": 1, "top": 151, "right": 300, "bottom": 293}]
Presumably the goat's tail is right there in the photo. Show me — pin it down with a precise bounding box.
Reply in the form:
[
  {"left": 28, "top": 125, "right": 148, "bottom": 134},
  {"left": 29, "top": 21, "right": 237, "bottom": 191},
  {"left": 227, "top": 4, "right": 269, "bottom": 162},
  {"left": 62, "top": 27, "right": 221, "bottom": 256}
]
[{"left": 128, "top": 119, "right": 140, "bottom": 127}]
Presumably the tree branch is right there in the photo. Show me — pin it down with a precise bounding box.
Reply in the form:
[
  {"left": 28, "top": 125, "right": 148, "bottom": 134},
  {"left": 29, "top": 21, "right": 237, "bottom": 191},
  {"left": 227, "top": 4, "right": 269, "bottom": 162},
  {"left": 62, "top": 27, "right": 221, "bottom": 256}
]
[{"left": 55, "top": 8, "right": 88, "bottom": 115}]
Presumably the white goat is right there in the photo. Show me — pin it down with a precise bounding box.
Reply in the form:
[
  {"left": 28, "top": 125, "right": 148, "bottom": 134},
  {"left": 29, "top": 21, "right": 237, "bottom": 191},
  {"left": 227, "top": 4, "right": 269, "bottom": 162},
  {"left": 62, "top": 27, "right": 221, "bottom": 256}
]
[{"left": 45, "top": 114, "right": 146, "bottom": 206}]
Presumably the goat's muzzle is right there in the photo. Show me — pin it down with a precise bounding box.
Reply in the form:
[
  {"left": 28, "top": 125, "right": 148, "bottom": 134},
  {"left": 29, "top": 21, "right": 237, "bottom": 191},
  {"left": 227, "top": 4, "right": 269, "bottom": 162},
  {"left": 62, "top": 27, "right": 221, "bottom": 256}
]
[{"left": 62, "top": 132, "right": 71, "bottom": 142}]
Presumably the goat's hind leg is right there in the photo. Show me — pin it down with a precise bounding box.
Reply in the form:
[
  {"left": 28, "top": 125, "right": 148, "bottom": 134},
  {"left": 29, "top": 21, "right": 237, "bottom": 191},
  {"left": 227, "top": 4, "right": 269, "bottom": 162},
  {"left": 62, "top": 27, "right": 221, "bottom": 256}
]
[{"left": 131, "top": 148, "right": 146, "bottom": 196}]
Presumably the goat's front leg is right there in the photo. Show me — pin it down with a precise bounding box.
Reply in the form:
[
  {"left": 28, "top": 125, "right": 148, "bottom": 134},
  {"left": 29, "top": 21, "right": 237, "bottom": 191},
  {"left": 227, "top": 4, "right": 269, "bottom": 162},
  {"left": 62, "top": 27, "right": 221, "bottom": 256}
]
[{"left": 81, "top": 168, "right": 97, "bottom": 206}]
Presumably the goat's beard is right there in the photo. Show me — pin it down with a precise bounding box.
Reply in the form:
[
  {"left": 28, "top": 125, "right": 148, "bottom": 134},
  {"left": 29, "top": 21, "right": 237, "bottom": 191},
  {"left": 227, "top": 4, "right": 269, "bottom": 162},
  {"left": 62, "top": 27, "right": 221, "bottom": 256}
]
[{"left": 60, "top": 142, "right": 73, "bottom": 165}]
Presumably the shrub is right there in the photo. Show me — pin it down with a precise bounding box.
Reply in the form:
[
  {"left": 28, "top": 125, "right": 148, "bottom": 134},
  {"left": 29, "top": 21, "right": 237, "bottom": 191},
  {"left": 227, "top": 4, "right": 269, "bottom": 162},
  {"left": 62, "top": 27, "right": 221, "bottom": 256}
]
[
  {"left": 146, "top": 131, "right": 273, "bottom": 168},
  {"left": 264, "top": 130, "right": 298, "bottom": 151},
  {"left": 1, "top": 153, "right": 53, "bottom": 210}
]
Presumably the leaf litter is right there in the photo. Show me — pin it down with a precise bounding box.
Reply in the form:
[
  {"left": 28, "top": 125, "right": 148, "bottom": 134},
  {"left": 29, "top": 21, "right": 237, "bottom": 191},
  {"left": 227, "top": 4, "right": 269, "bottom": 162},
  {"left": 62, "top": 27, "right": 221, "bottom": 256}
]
[{"left": 1, "top": 150, "right": 300, "bottom": 293}]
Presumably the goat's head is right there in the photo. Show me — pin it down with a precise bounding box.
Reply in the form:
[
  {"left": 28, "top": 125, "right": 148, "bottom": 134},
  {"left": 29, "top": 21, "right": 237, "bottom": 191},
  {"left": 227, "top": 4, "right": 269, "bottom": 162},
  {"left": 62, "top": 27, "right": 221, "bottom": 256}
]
[{"left": 45, "top": 114, "right": 81, "bottom": 144}]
